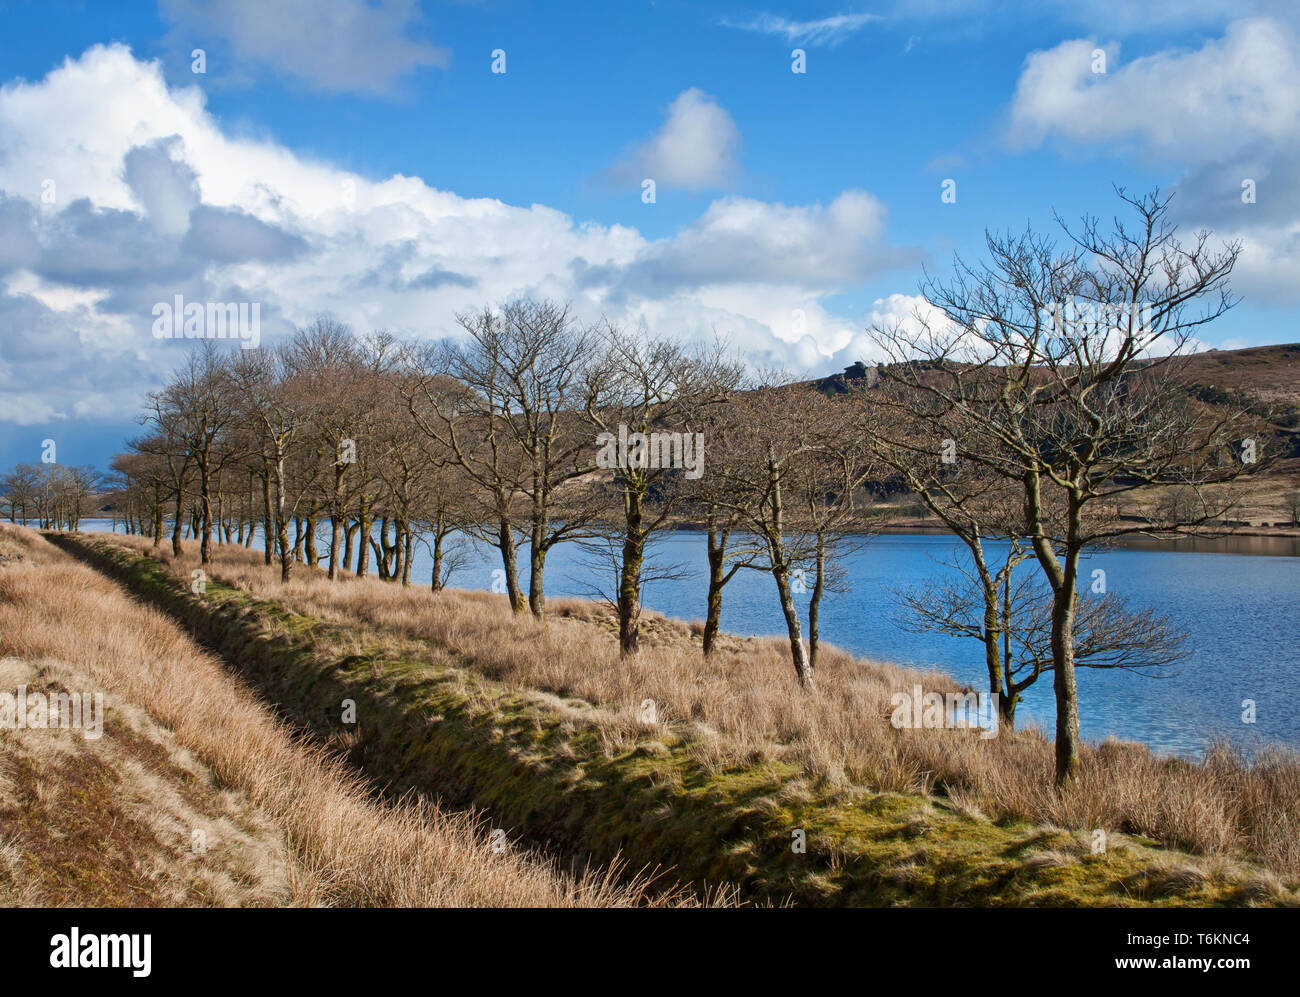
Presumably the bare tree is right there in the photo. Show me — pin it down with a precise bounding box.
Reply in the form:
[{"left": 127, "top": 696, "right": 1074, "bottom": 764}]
[
  {"left": 232, "top": 341, "right": 325, "bottom": 582},
  {"left": 165, "top": 344, "right": 243, "bottom": 564},
  {"left": 715, "top": 383, "right": 879, "bottom": 685},
  {"left": 405, "top": 311, "right": 529, "bottom": 611},
  {"left": 868, "top": 187, "right": 1266, "bottom": 784},
  {"left": 894, "top": 539, "right": 1187, "bottom": 725},
  {"left": 583, "top": 325, "right": 742, "bottom": 656},
  {"left": 489, "top": 300, "right": 608, "bottom": 619}
]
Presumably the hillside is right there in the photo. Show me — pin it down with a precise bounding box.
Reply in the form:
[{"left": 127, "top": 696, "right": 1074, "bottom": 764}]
[
  {"left": 815, "top": 343, "right": 1300, "bottom": 532},
  {"left": 41, "top": 529, "right": 1300, "bottom": 907}
]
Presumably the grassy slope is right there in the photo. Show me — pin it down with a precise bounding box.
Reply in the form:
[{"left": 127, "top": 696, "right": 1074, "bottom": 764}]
[
  {"left": 55, "top": 534, "right": 1294, "bottom": 908},
  {"left": 0, "top": 542, "right": 297, "bottom": 906},
  {"left": 1, "top": 527, "right": 667, "bottom": 908}
]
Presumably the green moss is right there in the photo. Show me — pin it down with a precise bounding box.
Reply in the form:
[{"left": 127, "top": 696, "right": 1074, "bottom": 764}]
[{"left": 50, "top": 535, "right": 1294, "bottom": 908}]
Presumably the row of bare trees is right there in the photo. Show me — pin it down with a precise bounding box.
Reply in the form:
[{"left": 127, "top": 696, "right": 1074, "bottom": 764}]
[
  {"left": 2, "top": 463, "right": 101, "bottom": 531},
  {"left": 3, "top": 189, "right": 1270, "bottom": 785}
]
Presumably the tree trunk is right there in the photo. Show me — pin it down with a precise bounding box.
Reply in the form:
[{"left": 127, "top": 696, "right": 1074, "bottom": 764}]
[
  {"left": 1051, "top": 572, "right": 1081, "bottom": 784},
  {"left": 808, "top": 532, "right": 825, "bottom": 671},
  {"left": 355, "top": 497, "right": 371, "bottom": 577},
  {"left": 328, "top": 462, "right": 346, "bottom": 580},
  {"left": 329, "top": 515, "right": 343, "bottom": 579},
  {"left": 275, "top": 457, "right": 292, "bottom": 583},
  {"left": 766, "top": 455, "right": 811, "bottom": 686},
  {"left": 305, "top": 513, "right": 319, "bottom": 567},
  {"left": 199, "top": 457, "right": 213, "bottom": 565},
  {"left": 497, "top": 516, "right": 524, "bottom": 613},
  {"left": 773, "top": 560, "right": 812, "bottom": 686},
  {"left": 261, "top": 472, "right": 274, "bottom": 566},
  {"left": 528, "top": 529, "right": 547, "bottom": 619},
  {"left": 152, "top": 492, "right": 164, "bottom": 549},
  {"left": 431, "top": 511, "right": 445, "bottom": 593},
  {"left": 171, "top": 485, "right": 185, "bottom": 556},
  {"left": 342, "top": 519, "right": 356, "bottom": 573},
  {"left": 617, "top": 484, "right": 645, "bottom": 657},
  {"left": 703, "top": 522, "right": 726, "bottom": 658},
  {"left": 401, "top": 521, "right": 413, "bottom": 586}
]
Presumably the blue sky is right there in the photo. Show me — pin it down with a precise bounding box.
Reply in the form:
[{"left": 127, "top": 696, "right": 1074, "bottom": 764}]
[{"left": 0, "top": 0, "right": 1297, "bottom": 470}]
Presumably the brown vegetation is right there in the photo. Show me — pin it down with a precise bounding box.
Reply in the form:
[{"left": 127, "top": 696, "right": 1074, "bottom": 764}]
[
  {"left": 0, "top": 525, "right": 690, "bottom": 907},
  {"left": 109, "top": 531, "right": 1300, "bottom": 886}
]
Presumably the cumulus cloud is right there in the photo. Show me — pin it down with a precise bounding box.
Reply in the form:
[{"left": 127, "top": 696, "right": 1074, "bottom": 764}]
[
  {"left": 0, "top": 45, "right": 912, "bottom": 427},
  {"left": 158, "top": 0, "right": 449, "bottom": 94},
  {"left": 575, "top": 191, "right": 914, "bottom": 295},
  {"left": 1004, "top": 17, "right": 1300, "bottom": 303},
  {"left": 1006, "top": 20, "right": 1300, "bottom": 157},
  {"left": 122, "top": 137, "right": 200, "bottom": 237},
  {"left": 603, "top": 88, "right": 741, "bottom": 192}
]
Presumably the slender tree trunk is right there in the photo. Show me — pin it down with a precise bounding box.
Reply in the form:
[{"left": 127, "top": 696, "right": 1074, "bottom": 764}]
[
  {"left": 528, "top": 514, "right": 547, "bottom": 619},
  {"left": 355, "top": 496, "right": 371, "bottom": 577},
  {"left": 703, "top": 521, "right": 726, "bottom": 658},
  {"left": 773, "top": 559, "right": 812, "bottom": 687},
  {"left": 275, "top": 456, "right": 292, "bottom": 583},
  {"left": 401, "top": 521, "right": 412, "bottom": 586},
  {"left": 767, "top": 457, "right": 811, "bottom": 686},
  {"left": 328, "top": 462, "right": 346, "bottom": 579},
  {"left": 343, "top": 520, "right": 357, "bottom": 572},
  {"left": 1051, "top": 556, "right": 1081, "bottom": 785},
  {"left": 151, "top": 491, "right": 164, "bottom": 549},
  {"left": 261, "top": 472, "right": 274, "bottom": 566},
  {"left": 497, "top": 515, "right": 524, "bottom": 613},
  {"left": 431, "top": 518, "right": 445, "bottom": 593},
  {"left": 171, "top": 485, "right": 185, "bottom": 556},
  {"left": 617, "top": 487, "right": 644, "bottom": 657},
  {"left": 808, "top": 532, "right": 826, "bottom": 671},
  {"left": 305, "top": 512, "right": 319, "bottom": 567},
  {"left": 999, "top": 570, "right": 1018, "bottom": 727},
  {"left": 329, "top": 514, "right": 343, "bottom": 579},
  {"left": 199, "top": 457, "right": 214, "bottom": 565}
]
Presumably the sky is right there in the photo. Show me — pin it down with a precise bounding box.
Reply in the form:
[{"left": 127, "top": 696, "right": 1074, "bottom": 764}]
[{"left": 0, "top": 0, "right": 1298, "bottom": 471}]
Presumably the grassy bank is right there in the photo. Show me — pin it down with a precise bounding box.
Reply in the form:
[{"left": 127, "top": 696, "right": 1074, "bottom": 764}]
[
  {"left": 51, "top": 530, "right": 1299, "bottom": 906},
  {"left": 0, "top": 525, "right": 674, "bottom": 907}
]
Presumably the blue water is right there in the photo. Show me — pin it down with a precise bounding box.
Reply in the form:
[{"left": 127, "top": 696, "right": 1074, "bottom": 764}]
[{"left": 79, "top": 519, "right": 1299, "bottom": 756}]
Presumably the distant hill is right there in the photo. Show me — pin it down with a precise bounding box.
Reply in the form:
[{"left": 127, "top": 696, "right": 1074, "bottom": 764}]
[
  {"left": 805, "top": 343, "right": 1300, "bottom": 530},
  {"left": 1174, "top": 342, "right": 1300, "bottom": 410},
  {"left": 813, "top": 343, "right": 1300, "bottom": 409}
]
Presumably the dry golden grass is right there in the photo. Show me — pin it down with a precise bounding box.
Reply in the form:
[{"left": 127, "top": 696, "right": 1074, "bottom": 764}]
[
  {"left": 110, "top": 531, "right": 1300, "bottom": 884},
  {"left": 0, "top": 526, "right": 693, "bottom": 907},
  {"left": 0, "top": 654, "right": 298, "bottom": 906}
]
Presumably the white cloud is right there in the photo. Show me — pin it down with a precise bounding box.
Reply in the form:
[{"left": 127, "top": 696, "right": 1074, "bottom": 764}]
[
  {"left": 1004, "top": 17, "right": 1300, "bottom": 304},
  {"left": 159, "top": 0, "right": 448, "bottom": 94},
  {"left": 0, "top": 46, "right": 912, "bottom": 425},
  {"left": 1006, "top": 20, "right": 1300, "bottom": 158},
  {"left": 603, "top": 88, "right": 741, "bottom": 192},
  {"left": 579, "top": 190, "right": 907, "bottom": 293}
]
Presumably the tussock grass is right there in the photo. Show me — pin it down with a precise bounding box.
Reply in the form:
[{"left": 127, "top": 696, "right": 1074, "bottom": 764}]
[
  {"left": 107, "top": 532, "right": 1300, "bottom": 885},
  {"left": 0, "top": 654, "right": 298, "bottom": 906},
  {"left": 0, "top": 526, "right": 693, "bottom": 907}
]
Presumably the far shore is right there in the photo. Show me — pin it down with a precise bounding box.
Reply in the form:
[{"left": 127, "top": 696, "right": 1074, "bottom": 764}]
[{"left": 668, "top": 519, "right": 1300, "bottom": 554}]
